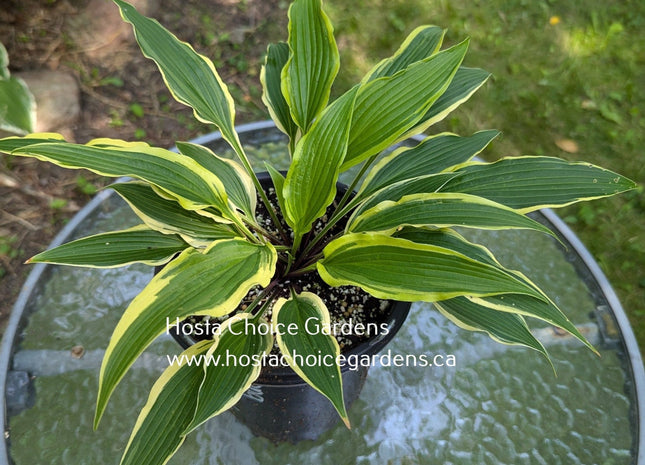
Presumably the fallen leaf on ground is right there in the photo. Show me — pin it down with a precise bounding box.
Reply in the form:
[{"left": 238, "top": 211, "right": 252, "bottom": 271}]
[{"left": 555, "top": 138, "right": 579, "bottom": 153}]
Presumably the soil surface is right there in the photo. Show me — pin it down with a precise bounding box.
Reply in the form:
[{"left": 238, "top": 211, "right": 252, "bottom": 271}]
[
  {"left": 0, "top": 0, "right": 287, "bottom": 335},
  {"left": 173, "top": 184, "right": 396, "bottom": 357}
]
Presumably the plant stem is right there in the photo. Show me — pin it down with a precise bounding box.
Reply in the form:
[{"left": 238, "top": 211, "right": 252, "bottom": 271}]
[
  {"left": 309, "top": 231, "right": 342, "bottom": 257},
  {"left": 299, "top": 200, "right": 356, "bottom": 258},
  {"left": 228, "top": 135, "right": 289, "bottom": 242},
  {"left": 250, "top": 284, "right": 280, "bottom": 321},
  {"left": 334, "top": 154, "right": 377, "bottom": 212},
  {"left": 286, "top": 262, "right": 318, "bottom": 278},
  {"left": 230, "top": 215, "right": 261, "bottom": 243},
  {"left": 284, "top": 232, "right": 302, "bottom": 275},
  {"left": 246, "top": 220, "right": 281, "bottom": 244},
  {"left": 297, "top": 253, "right": 323, "bottom": 272},
  {"left": 288, "top": 135, "right": 296, "bottom": 158}
]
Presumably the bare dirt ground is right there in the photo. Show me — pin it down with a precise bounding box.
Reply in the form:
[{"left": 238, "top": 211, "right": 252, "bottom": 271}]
[{"left": 0, "top": 0, "right": 286, "bottom": 335}]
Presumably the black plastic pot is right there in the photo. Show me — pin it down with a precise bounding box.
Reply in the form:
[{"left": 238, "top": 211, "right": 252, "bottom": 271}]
[
  {"left": 167, "top": 171, "right": 412, "bottom": 443},
  {"left": 229, "top": 299, "right": 411, "bottom": 443},
  {"left": 171, "top": 301, "right": 411, "bottom": 444}
]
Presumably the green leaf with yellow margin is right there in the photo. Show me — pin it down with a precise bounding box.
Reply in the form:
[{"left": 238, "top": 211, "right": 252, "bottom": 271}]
[
  {"left": 119, "top": 340, "right": 213, "bottom": 465},
  {"left": 318, "top": 233, "right": 544, "bottom": 302},
  {"left": 28, "top": 225, "right": 188, "bottom": 268},
  {"left": 282, "top": 0, "right": 339, "bottom": 132},
  {"left": 110, "top": 182, "right": 238, "bottom": 246},
  {"left": 110, "top": 1, "right": 268, "bottom": 217},
  {"left": 363, "top": 25, "right": 445, "bottom": 82},
  {"left": 0, "top": 132, "right": 64, "bottom": 153},
  {"left": 95, "top": 239, "right": 276, "bottom": 428},
  {"left": 434, "top": 297, "right": 551, "bottom": 363},
  {"left": 393, "top": 226, "right": 501, "bottom": 265},
  {"left": 354, "top": 173, "right": 456, "bottom": 216},
  {"left": 407, "top": 66, "right": 491, "bottom": 136},
  {"left": 348, "top": 192, "right": 555, "bottom": 237},
  {"left": 358, "top": 130, "right": 500, "bottom": 199},
  {"left": 393, "top": 227, "right": 596, "bottom": 353},
  {"left": 176, "top": 142, "right": 256, "bottom": 218},
  {"left": 341, "top": 40, "right": 468, "bottom": 171},
  {"left": 273, "top": 291, "right": 349, "bottom": 427},
  {"left": 261, "top": 42, "right": 298, "bottom": 140},
  {"left": 470, "top": 293, "right": 599, "bottom": 354},
  {"left": 12, "top": 140, "right": 235, "bottom": 217},
  {"left": 284, "top": 87, "right": 357, "bottom": 237},
  {"left": 113, "top": 0, "right": 242, "bottom": 154},
  {"left": 438, "top": 156, "right": 637, "bottom": 213},
  {"left": 184, "top": 314, "right": 273, "bottom": 434}
]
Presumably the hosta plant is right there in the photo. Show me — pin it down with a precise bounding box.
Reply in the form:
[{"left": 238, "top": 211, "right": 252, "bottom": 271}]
[{"left": 0, "top": 0, "right": 636, "bottom": 463}]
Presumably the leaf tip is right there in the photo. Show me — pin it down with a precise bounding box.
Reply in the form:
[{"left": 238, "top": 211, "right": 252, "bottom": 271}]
[{"left": 92, "top": 411, "right": 102, "bottom": 431}]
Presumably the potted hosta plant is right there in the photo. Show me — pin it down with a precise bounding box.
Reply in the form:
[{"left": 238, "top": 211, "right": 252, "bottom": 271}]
[{"left": 0, "top": 0, "right": 636, "bottom": 463}]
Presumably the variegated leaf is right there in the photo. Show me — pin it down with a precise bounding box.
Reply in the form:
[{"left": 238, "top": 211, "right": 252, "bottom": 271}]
[
  {"left": 282, "top": 0, "right": 339, "bottom": 132},
  {"left": 273, "top": 292, "right": 349, "bottom": 427},
  {"left": 439, "top": 156, "right": 637, "bottom": 212},
  {"left": 28, "top": 225, "right": 187, "bottom": 267},
  {"left": 95, "top": 239, "right": 276, "bottom": 427},
  {"left": 110, "top": 182, "right": 238, "bottom": 244},
  {"left": 348, "top": 193, "right": 555, "bottom": 237},
  {"left": 318, "top": 233, "right": 543, "bottom": 302},
  {"left": 119, "top": 340, "right": 213, "bottom": 465}
]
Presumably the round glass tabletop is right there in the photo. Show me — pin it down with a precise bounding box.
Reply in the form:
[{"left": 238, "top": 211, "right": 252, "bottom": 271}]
[{"left": 1, "top": 122, "right": 643, "bottom": 464}]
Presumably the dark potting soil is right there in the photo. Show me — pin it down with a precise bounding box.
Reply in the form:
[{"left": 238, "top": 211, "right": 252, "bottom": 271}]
[{"left": 173, "top": 182, "right": 393, "bottom": 355}]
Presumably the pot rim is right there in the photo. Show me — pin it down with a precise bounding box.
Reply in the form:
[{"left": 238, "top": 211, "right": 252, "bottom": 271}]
[{"left": 167, "top": 169, "right": 412, "bottom": 384}]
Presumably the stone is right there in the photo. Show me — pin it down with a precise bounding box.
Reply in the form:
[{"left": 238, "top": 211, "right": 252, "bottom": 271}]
[
  {"left": 5, "top": 371, "right": 35, "bottom": 417},
  {"left": 14, "top": 70, "right": 80, "bottom": 134}
]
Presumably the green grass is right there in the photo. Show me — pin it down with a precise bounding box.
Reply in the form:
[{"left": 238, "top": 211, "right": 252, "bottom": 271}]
[
  {"left": 321, "top": 0, "right": 645, "bottom": 348},
  {"left": 0, "top": 236, "right": 20, "bottom": 279}
]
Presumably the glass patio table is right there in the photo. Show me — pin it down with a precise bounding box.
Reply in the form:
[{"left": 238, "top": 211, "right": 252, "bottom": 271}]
[{"left": 1, "top": 122, "right": 643, "bottom": 464}]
